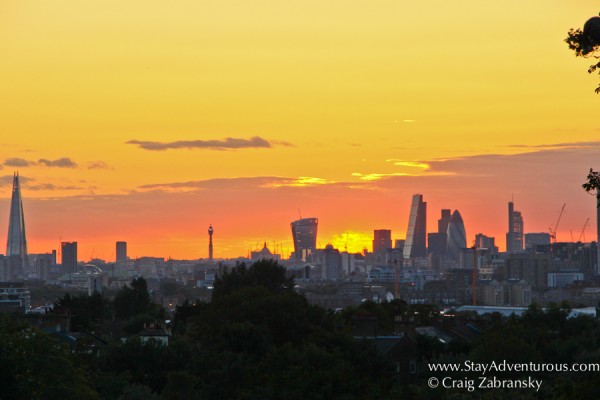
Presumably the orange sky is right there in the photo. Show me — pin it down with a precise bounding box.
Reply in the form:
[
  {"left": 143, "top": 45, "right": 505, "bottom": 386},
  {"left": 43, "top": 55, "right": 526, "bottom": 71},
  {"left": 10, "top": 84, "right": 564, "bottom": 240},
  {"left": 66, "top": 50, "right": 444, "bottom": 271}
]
[{"left": 1, "top": 1, "right": 599, "bottom": 260}]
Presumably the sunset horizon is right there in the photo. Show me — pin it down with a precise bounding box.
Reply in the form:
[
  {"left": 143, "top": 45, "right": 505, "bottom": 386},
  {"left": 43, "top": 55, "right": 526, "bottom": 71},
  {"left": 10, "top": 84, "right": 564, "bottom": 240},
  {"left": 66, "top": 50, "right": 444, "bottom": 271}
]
[{"left": 2, "top": 1, "right": 600, "bottom": 261}]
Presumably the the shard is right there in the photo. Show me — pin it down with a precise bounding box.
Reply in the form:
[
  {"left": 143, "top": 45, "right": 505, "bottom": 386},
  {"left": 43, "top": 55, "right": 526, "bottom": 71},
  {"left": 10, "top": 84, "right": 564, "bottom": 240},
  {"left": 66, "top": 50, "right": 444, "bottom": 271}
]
[{"left": 6, "top": 172, "right": 28, "bottom": 272}]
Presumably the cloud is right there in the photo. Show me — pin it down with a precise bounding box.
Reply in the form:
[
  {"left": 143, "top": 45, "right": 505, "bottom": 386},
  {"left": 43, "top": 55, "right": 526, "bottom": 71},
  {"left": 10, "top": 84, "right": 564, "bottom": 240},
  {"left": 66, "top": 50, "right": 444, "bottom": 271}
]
[
  {"left": 126, "top": 136, "right": 288, "bottom": 151},
  {"left": 37, "top": 158, "right": 78, "bottom": 168},
  {"left": 26, "top": 183, "right": 84, "bottom": 191},
  {"left": 385, "top": 160, "right": 431, "bottom": 170},
  {"left": 265, "top": 177, "right": 332, "bottom": 188},
  {"left": 0, "top": 175, "right": 33, "bottom": 187},
  {"left": 87, "top": 161, "right": 112, "bottom": 170},
  {"left": 138, "top": 176, "right": 337, "bottom": 192},
  {"left": 351, "top": 172, "right": 414, "bottom": 181},
  {"left": 138, "top": 176, "right": 280, "bottom": 191},
  {"left": 352, "top": 160, "right": 452, "bottom": 181},
  {"left": 269, "top": 140, "right": 295, "bottom": 147},
  {"left": 4, "top": 158, "right": 31, "bottom": 167},
  {"left": 2, "top": 157, "right": 82, "bottom": 169},
  {"left": 506, "top": 141, "right": 600, "bottom": 150}
]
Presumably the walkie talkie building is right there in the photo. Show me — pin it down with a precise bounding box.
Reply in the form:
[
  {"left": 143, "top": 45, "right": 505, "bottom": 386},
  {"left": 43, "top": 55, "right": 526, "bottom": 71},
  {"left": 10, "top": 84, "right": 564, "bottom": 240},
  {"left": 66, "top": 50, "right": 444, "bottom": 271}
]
[{"left": 291, "top": 218, "right": 318, "bottom": 261}]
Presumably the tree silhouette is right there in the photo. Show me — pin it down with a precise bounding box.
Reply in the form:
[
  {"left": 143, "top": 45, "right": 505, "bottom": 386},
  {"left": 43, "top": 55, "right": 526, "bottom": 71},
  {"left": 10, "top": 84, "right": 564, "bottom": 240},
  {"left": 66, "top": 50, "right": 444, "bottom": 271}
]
[
  {"left": 113, "top": 277, "right": 153, "bottom": 319},
  {"left": 582, "top": 168, "right": 600, "bottom": 205},
  {"left": 566, "top": 14, "right": 600, "bottom": 93}
]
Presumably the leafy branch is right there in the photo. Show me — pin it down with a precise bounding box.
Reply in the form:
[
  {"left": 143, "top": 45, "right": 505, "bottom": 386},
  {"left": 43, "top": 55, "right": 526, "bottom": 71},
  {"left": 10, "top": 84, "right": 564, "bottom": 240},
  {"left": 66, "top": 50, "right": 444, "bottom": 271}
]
[
  {"left": 566, "top": 15, "right": 600, "bottom": 93},
  {"left": 582, "top": 168, "right": 600, "bottom": 207}
]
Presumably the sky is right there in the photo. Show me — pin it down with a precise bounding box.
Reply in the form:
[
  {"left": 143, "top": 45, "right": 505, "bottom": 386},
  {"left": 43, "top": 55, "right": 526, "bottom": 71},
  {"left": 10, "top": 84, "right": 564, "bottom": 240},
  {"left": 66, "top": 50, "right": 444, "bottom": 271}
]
[{"left": 1, "top": 1, "right": 599, "bottom": 261}]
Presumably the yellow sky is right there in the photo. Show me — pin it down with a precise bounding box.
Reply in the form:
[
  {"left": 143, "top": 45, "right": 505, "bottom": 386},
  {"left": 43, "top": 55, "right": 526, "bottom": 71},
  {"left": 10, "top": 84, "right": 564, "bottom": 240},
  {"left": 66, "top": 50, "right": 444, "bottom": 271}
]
[{"left": 1, "top": 1, "right": 599, "bottom": 259}]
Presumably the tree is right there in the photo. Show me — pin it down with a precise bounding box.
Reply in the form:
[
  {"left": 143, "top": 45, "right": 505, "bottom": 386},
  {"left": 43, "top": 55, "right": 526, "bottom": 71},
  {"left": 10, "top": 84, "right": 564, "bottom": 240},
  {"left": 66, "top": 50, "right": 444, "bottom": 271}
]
[
  {"left": 566, "top": 14, "right": 600, "bottom": 93},
  {"left": 0, "top": 314, "right": 98, "bottom": 399},
  {"left": 582, "top": 168, "right": 600, "bottom": 205},
  {"left": 583, "top": 168, "right": 600, "bottom": 281},
  {"left": 212, "top": 259, "right": 295, "bottom": 299},
  {"left": 55, "top": 292, "right": 108, "bottom": 331},
  {"left": 113, "top": 277, "right": 153, "bottom": 319}
]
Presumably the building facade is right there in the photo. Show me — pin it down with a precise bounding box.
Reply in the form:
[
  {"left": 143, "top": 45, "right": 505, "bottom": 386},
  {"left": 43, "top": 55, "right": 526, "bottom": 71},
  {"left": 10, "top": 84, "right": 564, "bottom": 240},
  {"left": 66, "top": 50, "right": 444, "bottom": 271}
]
[
  {"left": 6, "top": 173, "right": 28, "bottom": 279},
  {"left": 290, "top": 218, "right": 318, "bottom": 261},
  {"left": 116, "top": 241, "right": 127, "bottom": 263},
  {"left": 373, "top": 229, "right": 392, "bottom": 264},
  {"left": 403, "top": 194, "right": 427, "bottom": 259},
  {"left": 506, "top": 201, "right": 524, "bottom": 253},
  {"left": 447, "top": 210, "right": 467, "bottom": 261},
  {"left": 524, "top": 233, "right": 551, "bottom": 250},
  {"left": 61, "top": 242, "right": 78, "bottom": 276}
]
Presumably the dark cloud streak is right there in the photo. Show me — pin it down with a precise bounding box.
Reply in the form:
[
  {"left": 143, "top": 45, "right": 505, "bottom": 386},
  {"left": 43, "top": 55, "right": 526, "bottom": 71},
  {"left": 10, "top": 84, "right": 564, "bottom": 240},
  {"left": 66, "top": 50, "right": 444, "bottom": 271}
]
[
  {"left": 88, "top": 161, "right": 112, "bottom": 170},
  {"left": 4, "top": 158, "right": 31, "bottom": 167},
  {"left": 126, "top": 136, "right": 288, "bottom": 151},
  {"left": 37, "top": 158, "right": 78, "bottom": 168}
]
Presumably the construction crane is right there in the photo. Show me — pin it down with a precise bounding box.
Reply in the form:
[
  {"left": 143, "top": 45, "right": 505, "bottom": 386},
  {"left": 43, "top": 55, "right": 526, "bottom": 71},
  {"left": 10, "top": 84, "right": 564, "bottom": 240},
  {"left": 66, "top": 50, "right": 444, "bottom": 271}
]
[
  {"left": 578, "top": 218, "right": 591, "bottom": 242},
  {"left": 549, "top": 203, "right": 566, "bottom": 244}
]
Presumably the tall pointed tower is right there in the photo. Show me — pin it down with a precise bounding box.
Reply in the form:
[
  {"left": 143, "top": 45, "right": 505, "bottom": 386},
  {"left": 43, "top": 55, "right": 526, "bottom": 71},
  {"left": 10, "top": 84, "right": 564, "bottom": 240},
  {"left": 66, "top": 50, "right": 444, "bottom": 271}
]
[
  {"left": 6, "top": 172, "right": 28, "bottom": 268},
  {"left": 208, "top": 224, "right": 214, "bottom": 266}
]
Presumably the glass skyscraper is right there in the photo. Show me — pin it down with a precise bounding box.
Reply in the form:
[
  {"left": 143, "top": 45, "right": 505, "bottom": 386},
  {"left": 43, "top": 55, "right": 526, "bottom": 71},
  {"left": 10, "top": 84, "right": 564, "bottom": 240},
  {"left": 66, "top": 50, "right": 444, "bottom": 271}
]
[
  {"left": 447, "top": 210, "right": 467, "bottom": 261},
  {"left": 506, "top": 201, "right": 524, "bottom": 252},
  {"left": 291, "top": 218, "right": 318, "bottom": 261},
  {"left": 403, "top": 194, "right": 427, "bottom": 259},
  {"left": 6, "top": 172, "right": 28, "bottom": 278}
]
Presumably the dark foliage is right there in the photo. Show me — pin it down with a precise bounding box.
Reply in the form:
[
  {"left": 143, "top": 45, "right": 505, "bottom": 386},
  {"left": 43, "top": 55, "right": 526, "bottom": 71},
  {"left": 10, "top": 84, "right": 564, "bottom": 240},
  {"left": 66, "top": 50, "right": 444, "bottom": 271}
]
[
  {"left": 0, "top": 314, "right": 98, "bottom": 399},
  {"left": 212, "top": 259, "right": 295, "bottom": 299},
  {"left": 55, "top": 291, "right": 108, "bottom": 331},
  {"left": 113, "top": 277, "right": 160, "bottom": 320},
  {"left": 565, "top": 14, "right": 600, "bottom": 93}
]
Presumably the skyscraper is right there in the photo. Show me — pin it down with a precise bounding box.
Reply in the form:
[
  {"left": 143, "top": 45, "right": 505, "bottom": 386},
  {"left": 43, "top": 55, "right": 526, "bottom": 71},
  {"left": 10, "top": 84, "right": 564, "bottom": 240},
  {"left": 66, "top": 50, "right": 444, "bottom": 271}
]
[
  {"left": 6, "top": 172, "right": 28, "bottom": 278},
  {"left": 322, "top": 244, "right": 342, "bottom": 280},
  {"left": 116, "top": 241, "right": 127, "bottom": 263},
  {"left": 373, "top": 229, "right": 392, "bottom": 254},
  {"left": 506, "top": 201, "right": 524, "bottom": 253},
  {"left": 291, "top": 218, "right": 318, "bottom": 261},
  {"left": 428, "top": 209, "right": 451, "bottom": 256},
  {"left": 61, "top": 242, "right": 78, "bottom": 276},
  {"left": 403, "top": 194, "right": 427, "bottom": 259},
  {"left": 447, "top": 210, "right": 467, "bottom": 260}
]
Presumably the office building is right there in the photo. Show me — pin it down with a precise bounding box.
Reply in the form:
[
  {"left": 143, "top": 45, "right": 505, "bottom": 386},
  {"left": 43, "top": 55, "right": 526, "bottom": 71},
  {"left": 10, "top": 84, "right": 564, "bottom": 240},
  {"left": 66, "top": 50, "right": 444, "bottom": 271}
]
[
  {"left": 524, "top": 233, "right": 551, "bottom": 250},
  {"left": 61, "top": 242, "right": 78, "bottom": 276},
  {"left": 475, "top": 233, "right": 498, "bottom": 254},
  {"left": 506, "top": 201, "right": 524, "bottom": 253},
  {"left": 116, "top": 241, "right": 127, "bottom": 263},
  {"left": 291, "top": 218, "right": 318, "bottom": 261},
  {"left": 322, "top": 244, "right": 342, "bottom": 280},
  {"left": 403, "top": 194, "right": 427, "bottom": 259},
  {"left": 428, "top": 209, "right": 451, "bottom": 256},
  {"left": 373, "top": 229, "right": 392, "bottom": 254}
]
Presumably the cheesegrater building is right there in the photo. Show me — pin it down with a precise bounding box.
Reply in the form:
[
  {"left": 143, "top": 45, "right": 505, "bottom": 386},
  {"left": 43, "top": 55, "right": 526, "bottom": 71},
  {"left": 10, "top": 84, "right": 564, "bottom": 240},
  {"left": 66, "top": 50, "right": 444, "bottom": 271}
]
[{"left": 403, "top": 194, "right": 427, "bottom": 259}]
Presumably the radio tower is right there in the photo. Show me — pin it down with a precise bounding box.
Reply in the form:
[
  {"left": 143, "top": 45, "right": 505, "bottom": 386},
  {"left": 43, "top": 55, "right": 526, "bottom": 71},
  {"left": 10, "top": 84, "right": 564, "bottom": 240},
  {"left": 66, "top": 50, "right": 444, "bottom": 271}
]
[{"left": 208, "top": 224, "right": 214, "bottom": 266}]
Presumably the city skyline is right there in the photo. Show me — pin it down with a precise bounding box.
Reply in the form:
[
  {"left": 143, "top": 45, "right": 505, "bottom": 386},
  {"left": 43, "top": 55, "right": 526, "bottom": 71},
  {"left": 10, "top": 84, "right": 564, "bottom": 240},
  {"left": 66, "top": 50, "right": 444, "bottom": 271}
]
[{"left": 1, "top": 2, "right": 600, "bottom": 260}]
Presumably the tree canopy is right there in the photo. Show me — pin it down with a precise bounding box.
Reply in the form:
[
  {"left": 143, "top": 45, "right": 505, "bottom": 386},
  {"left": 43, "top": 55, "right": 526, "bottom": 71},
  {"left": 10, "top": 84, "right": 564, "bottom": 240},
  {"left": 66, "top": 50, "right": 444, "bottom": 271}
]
[
  {"left": 566, "top": 14, "right": 600, "bottom": 93},
  {"left": 0, "top": 314, "right": 98, "bottom": 399}
]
